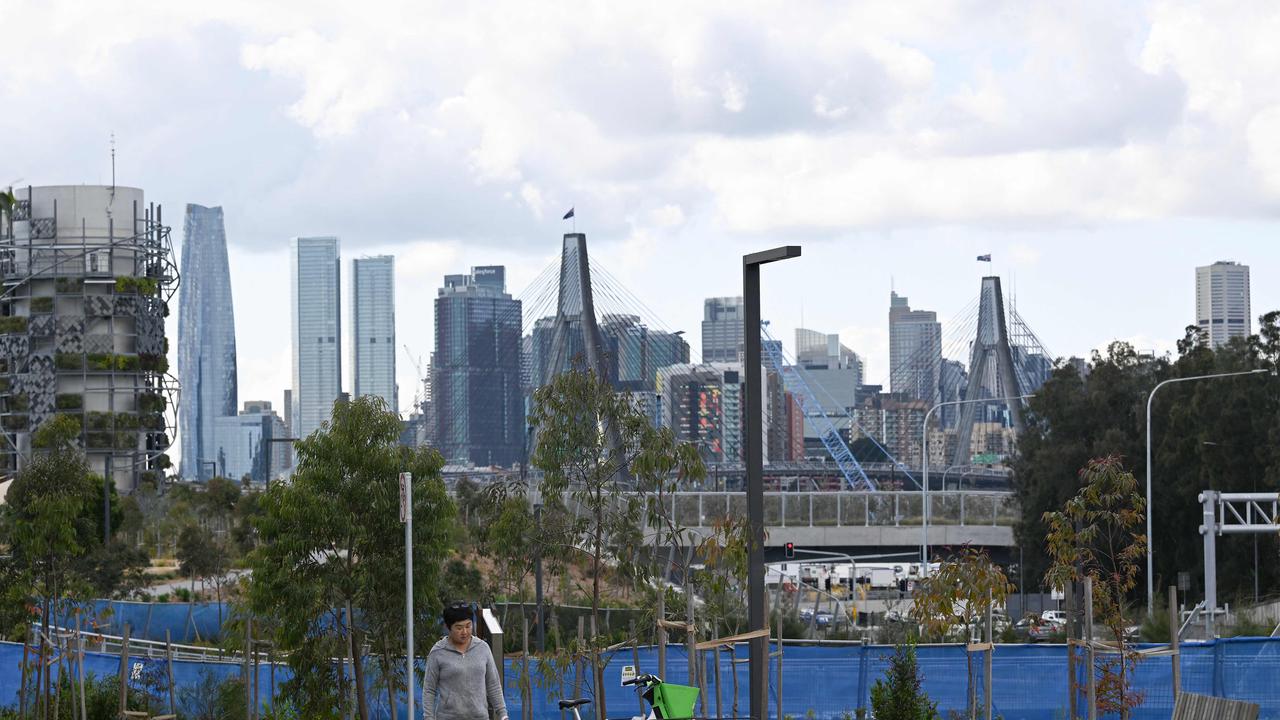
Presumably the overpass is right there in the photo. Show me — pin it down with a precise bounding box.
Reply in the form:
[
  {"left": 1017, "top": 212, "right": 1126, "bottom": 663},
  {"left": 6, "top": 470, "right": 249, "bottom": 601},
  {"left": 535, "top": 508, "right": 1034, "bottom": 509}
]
[{"left": 646, "top": 490, "right": 1018, "bottom": 552}]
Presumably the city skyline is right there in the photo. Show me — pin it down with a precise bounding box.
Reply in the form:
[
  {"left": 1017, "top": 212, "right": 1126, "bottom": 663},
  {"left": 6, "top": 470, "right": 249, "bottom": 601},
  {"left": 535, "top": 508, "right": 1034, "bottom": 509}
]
[{"left": 7, "top": 2, "right": 1280, "bottom": 424}]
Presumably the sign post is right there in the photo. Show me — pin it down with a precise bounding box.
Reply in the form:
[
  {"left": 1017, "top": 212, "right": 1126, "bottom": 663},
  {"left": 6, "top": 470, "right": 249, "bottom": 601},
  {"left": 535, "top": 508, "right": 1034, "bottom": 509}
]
[{"left": 400, "top": 472, "right": 414, "bottom": 720}]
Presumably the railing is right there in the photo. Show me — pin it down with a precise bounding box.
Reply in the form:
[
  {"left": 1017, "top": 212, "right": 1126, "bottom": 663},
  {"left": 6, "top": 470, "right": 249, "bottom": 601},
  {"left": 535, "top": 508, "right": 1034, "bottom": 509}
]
[{"left": 648, "top": 491, "right": 1018, "bottom": 529}]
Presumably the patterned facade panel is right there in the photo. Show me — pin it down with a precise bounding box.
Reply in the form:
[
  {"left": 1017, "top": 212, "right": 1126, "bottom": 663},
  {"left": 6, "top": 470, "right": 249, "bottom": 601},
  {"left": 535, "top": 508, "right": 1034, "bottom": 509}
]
[
  {"left": 29, "top": 314, "right": 54, "bottom": 338},
  {"left": 55, "top": 317, "right": 84, "bottom": 354},
  {"left": 84, "top": 295, "right": 113, "bottom": 317},
  {"left": 136, "top": 314, "right": 164, "bottom": 355},
  {"left": 30, "top": 217, "right": 56, "bottom": 239},
  {"left": 113, "top": 295, "right": 138, "bottom": 317},
  {"left": 0, "top": 334, "right": 29, "bottom": 360}
]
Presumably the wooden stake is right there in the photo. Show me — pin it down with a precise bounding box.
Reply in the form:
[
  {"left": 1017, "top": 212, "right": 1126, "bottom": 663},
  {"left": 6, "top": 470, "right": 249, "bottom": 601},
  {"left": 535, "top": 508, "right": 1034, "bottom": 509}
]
[
  {"left": 1169, "top": 586, "right": 1180, "bottom": 698},
  {"left": 1084, "top": 577, "right": 1096, "bottom": 720},
  {"left": 76, "top": 611, "right": 87, "bottom": 720},
  {"left": 118, "top": 623, "right": 132, "bottom": 719},
  {"left": 631, "top": 620, "right": 644, "bottom": 720},
  {"left": 166, "top": 629, "right": 176, "bottom": 717},
  {"left": 657, "top": 589, "right": 667, "bottom": 680},
  {"left": 523, "top": 616, "right": 532, "bottom": 720},
  {"left": 713, "top": 645, "right": 723, "bottom": 720},
  {"left": 985, "top": 590, "right": 993, "bottom": 720},
  {"left": 20, "top": 626, "right": 30, "bottom": 719}
]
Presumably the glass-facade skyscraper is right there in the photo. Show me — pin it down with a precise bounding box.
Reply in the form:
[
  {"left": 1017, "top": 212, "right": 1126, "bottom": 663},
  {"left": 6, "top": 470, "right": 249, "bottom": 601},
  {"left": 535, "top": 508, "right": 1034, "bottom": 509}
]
[
  {"left": 292, "top": 237, "right": 342, "bottom": 439},
  {"left": 178, "top": 204, "right": 238, "bottom": 481},
  {"left": 888, "top": 291, "right": 942, "bottom": 404},
  {"left": 431, "top": 266, "right": 522, "bottom": 467},
  {"left": 702, "top": 296, "right": 744, "bottom": 363},
  {"left": 352, "top": 255, "right": 397, "bottom": 411}
]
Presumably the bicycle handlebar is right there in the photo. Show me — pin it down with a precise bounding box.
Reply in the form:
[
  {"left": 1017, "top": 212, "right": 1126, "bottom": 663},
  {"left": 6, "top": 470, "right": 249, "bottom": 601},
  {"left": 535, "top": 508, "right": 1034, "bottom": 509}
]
[{"left": 622, "top": 673, "right": 660, "bottom": 686}]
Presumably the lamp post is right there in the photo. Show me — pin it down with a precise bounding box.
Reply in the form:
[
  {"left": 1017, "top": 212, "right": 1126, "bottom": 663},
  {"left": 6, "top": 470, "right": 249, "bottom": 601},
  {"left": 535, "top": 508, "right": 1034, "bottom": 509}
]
[
  {"left": 744, "top": 245, "right": 800, "bottom": 720},
  {"left": 921, "top": 394, "right": 1033, "bottom": 576},
  {"left": 1145, "top": 368, "right": 1269, "bottom": 617}
]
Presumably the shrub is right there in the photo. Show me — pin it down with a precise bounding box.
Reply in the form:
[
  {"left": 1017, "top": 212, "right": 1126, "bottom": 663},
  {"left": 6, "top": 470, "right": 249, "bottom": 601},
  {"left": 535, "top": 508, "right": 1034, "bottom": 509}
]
[
  {"left": 30, "top": 296, "right": 53, "bottom": 313},
  {"left": 55, "top": 393, "right": 83, "bottom": 410},
  {"left": 9, "top": 393, "right": 29, "bottom": 412},
  {"left": 140, "top": 353, "right": 168, "bottom": 373},
  {"left": 114, "top": 276, "right": 158, "bottom": 296},
  {"left": 56, "top": 352, "right": 83, "bottom": 370},
  {"left": 0, "top": 316, "right": 27, "bottom": 333},
  {"left": 870, "top": 644, "right": 939, "bottom": 720},
  {"left": 55, "top": 277, "right": 83, "bottom": 293},
  {"left": 86, "top": 431, "right": 113, "bottom": 449},
  {"left": 139, "top": 392, "right": 166, "bottom": 413},
  {"left": 1, "top": 415, "right": 26, "bottom": 431}
]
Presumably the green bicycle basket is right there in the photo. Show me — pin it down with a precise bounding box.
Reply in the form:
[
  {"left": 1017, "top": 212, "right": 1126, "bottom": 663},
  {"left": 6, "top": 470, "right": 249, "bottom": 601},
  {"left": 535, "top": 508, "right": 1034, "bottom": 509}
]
[{"left": 650, "top": 682, "right": 699, "bottom": 720}]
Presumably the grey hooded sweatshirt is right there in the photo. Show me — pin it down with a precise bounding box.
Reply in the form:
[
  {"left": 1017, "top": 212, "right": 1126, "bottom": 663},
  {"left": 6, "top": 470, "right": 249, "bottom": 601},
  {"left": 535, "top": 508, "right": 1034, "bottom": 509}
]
[{"left": 422, "top": 635, "right": 508, "bottom": 720}]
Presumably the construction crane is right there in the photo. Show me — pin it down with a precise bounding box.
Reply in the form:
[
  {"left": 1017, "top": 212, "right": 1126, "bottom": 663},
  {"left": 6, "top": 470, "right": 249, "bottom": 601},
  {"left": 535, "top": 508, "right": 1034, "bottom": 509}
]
[
  {"left": 403, "top": 345, "right": 426, "bottom": 413},
  {"left": 760, "top": 322, "right": 875, "bottom": 491}
]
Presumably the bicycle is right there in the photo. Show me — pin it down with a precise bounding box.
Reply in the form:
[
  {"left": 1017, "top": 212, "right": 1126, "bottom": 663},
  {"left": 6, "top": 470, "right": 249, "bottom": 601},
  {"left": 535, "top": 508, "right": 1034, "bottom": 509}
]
[{"left": 558, "top": 673, "right": 700, "bottom": 720}]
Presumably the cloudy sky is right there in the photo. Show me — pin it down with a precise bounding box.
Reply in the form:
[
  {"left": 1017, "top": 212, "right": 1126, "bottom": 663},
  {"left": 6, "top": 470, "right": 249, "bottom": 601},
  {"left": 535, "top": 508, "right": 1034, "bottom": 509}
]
[{"left": 3, "top": 0, "right": 1280, "bottom": 419}]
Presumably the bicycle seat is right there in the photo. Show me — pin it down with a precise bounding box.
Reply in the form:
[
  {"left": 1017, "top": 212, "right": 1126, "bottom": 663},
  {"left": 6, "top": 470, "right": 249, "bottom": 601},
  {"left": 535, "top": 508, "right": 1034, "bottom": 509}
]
[{"left": 558, "top": 698, "right": 592, "bottom": 710}]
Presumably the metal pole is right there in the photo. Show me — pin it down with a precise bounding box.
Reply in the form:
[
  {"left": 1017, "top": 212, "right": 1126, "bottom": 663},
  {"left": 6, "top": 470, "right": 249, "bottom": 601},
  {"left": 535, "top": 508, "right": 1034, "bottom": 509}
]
[
  {"left": 1169, "top": 586, "right": 1180, "bottom": 698},
  {"left": 744, "top": 246, "right": 800, "bottom": 720},
  {"left": 403, "top": 471, "right": 415, "bottom": 720},
  {"left": 1085, "top": 577, "right": 1096, "bottom": 720},
  {"left": 745, "top": 259, "right": 766, "bottom": 720},
  {"left": 1145, "top": 368, "right": 1269, "bottom": 617},
  {"left": 1200, "top": 491, "right": 1218, "bottom": 639}
]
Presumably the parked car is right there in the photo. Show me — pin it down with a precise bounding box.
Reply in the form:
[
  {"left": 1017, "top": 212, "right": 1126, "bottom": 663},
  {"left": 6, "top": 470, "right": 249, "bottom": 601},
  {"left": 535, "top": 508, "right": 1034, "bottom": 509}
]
[
  {"left": 1041, "top": 610, "right": 1068, "bottom": 626},
  {"left": 816, "top": 611, "right": 834, "bottom": 628}
]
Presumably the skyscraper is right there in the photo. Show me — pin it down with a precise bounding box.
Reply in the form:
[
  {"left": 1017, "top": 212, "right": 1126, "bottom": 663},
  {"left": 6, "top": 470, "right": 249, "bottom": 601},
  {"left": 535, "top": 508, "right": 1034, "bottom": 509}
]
[
  {"left": 431, "top": 266, "right": 523, "bottom": 467},
  {"left": 702, "top": 297, "right": 744, "bottom": 363},
  {"left": 351, "top": 255, "right": 397, "bottom": 411},
  {"left": 178, "top": 204, "right": 238, "bottom": 482},
  {"left": 791, "top": 327, "right": 862, "bottom": 442},
  {"left": 1196, "top": 261, "right": 1251, "bottom": 348},
  {"left": 291, "top": 237, "right": 341, "bottom": 439},
  {"left": 888, "top": 291, "right": 942, "bottom": 404}
]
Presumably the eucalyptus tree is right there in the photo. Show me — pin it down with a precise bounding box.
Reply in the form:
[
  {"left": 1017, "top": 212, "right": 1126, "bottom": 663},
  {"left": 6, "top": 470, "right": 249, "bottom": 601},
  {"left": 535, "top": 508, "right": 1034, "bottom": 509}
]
[{"left": 247, "top": 396, "right": 454, "bottom": 719}]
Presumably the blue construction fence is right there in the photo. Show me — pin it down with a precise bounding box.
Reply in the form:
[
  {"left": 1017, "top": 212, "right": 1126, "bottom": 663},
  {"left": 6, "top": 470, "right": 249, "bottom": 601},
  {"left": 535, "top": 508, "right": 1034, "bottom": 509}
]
[
  {"left": 49, "top": 599, "right": 226, "bottom": 644},
  {"left": 2, "top": 638, "right": 1278, "bottom": 719}
]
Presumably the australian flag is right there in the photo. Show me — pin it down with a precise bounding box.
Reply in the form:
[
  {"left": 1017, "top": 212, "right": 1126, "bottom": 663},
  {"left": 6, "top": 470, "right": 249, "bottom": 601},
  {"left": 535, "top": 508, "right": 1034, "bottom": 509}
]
[
  {"left": 563, "top": 207, "right": 575, "bottom": 220},
  {"left": 976, "top": 254, "right": 991, "bottom": 262}
]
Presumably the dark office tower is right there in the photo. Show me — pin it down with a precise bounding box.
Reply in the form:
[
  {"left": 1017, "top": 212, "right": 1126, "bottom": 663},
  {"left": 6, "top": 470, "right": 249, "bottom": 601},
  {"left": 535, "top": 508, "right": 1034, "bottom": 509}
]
[
  {"left": 178, "top": 204, "right": 238, "bottom": 481},
  {"left": 431, "top": 266, "right": 522, "bottom": 467}
]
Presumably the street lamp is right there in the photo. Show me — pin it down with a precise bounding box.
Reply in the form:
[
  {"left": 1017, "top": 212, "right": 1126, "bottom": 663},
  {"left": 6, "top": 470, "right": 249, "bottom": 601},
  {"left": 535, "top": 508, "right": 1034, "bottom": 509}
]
[
  {"left": 744, "top": 245, "right": 800, "bottom": 720},
  {"left": 1144, "top": 368, "right": 1270, "bottom": 617},
  {"left": 921, "top": 394, "right": 1034, "bottom": 576}
]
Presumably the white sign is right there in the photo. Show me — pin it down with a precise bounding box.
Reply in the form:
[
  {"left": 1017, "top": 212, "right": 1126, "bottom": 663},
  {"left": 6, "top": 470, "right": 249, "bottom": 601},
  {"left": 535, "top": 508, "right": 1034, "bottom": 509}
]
[
  {"left": 399, "top": 472, "right": 412, "bottom": 523},
  {"left": 1050, "top": 587, "right": 1065, "bottom": 601},
  {"left": 620, "top": 665, "right": 636, "bottom": 686}
]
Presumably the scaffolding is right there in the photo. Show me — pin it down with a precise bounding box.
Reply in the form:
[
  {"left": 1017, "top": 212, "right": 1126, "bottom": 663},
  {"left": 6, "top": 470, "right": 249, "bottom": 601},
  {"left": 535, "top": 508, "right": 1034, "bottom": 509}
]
[{"left": 0, "top": 185, "right": 179, "bottom": 490}]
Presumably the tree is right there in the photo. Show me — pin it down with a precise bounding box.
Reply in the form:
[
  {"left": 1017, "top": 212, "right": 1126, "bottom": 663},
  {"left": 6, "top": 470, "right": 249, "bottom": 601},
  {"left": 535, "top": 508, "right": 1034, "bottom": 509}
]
[
  {"left": 247, "top": 396, "right": 454, "bottom": 720},
  {"left": 870, "top": 643, "right": 939, "bottom": 720},
  {"left": 1015, "top": 316, "right": 1280, "bottom": 602},
  {"left": 1044, "top": 456, "right": 1147, "bottom": 720},
  {"left": 3, "top": 416, "right": 103, "bottom": 715},
  {"left": 910, "top": 545, "right": 1013, "bottom": 719},
  {"left": 525, "top": 367, "right": 704, "bottom": 720}
]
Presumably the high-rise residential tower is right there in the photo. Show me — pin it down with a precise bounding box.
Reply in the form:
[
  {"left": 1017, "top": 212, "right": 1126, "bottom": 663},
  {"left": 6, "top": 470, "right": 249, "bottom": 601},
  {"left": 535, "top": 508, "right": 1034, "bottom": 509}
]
[
  {"left": 178, "top": 204, "right": 237, "bottom": 482},
  {"left": 888, "top": 291, "right": 942, "bottom": 404},
  {"left": 702, "top": 296, "right": 744, "bottom": 363},
  {"left": 0, "top": 185, "right": 177, "bottom": 490},
  {"left": 1196, "top": 261, "right": 1251, "bottom": 348},
  {"left": 291, "top": 237, "right": 341, "bottom": 438},
  {"left": 351, "top": 255, "right": 397, "bottom": 411},
  {"left": 431, "top": 266, "right": 522, "bottom": 467},
  {"left": 791, "top": 327, "right": 862, "bottom": 442}
]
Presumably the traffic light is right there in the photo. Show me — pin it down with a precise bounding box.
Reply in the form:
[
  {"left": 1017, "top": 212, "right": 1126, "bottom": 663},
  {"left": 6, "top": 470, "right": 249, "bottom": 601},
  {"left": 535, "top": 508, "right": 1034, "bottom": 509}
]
[{"left": 784, "top": 542, "right": 795, "bottom": 559}]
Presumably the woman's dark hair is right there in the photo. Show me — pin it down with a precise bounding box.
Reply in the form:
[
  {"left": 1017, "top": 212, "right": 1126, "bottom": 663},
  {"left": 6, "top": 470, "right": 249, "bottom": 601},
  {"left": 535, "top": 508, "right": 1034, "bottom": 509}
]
[{"left": 443, "top": 602, "right": 472, "bottom": 628}]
